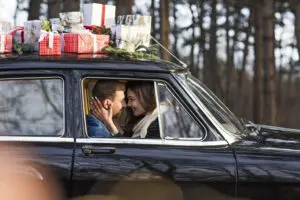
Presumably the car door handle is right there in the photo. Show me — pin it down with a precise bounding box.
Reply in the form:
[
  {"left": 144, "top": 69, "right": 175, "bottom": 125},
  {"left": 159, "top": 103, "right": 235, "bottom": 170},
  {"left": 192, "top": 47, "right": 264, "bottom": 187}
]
[{"left": 81, "top": 145, "right": 116, "bottom": 156}]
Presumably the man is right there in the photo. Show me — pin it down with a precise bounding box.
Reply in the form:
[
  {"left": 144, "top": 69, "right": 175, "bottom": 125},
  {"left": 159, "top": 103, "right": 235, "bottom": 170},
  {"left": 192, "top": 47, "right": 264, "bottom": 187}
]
[{"left": 86, "top": 80, "right": 126, "bottom": 137}]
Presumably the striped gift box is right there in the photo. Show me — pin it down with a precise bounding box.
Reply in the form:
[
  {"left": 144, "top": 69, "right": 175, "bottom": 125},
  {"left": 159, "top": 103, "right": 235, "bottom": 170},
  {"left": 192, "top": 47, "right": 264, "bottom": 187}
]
[
  {"left": 0, "top": 34, "right": 12, "bottom": 54},
  {"left": 39, "top": 35, "right": 61, "bottom": 55},
  {"left": 63, "top": 33, "right": 109, "bottom": 54}
]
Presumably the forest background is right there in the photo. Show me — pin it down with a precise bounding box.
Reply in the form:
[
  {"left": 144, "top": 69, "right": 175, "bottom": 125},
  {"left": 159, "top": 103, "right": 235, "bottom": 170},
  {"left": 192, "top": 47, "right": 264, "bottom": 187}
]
[{"left": 1, "top": 0, "right": 300, "bottom": 129}]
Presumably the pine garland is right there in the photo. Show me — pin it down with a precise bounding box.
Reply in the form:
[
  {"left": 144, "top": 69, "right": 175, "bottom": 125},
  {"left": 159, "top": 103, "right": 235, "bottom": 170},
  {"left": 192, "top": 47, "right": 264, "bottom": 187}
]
[
  {"left": 91, "top": 25, "right": 111, "bottom": 35},
  {"left": 13, "top": 42, "right": 34, "bottom": 55},
  {"left": 103, "top": 44, "right": 160, "bottom": 60}
]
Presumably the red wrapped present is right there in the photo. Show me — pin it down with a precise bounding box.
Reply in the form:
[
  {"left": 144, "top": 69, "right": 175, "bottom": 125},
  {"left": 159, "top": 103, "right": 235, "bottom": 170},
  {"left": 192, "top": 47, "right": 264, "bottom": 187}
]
[
  {"left": 0, "top": 34, "right": 12, "bottom": 54},
  {"left": 10, "top": 26, "right": 24, "bottom": 44},
  {"left": 64, "top": 53, "right": 108, "bottom": 59},
  {"left": 63, "top": 33, "right": 109, "bottom": 54},
  {"left": 39, "top": 33, "right": 61, "bottom": 55}
]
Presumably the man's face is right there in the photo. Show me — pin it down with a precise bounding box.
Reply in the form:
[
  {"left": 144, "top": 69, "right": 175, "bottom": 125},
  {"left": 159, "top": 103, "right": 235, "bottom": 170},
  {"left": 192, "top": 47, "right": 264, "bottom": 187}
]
[{"left": 112, "top": 90, "right": 126, "bottom": 117}]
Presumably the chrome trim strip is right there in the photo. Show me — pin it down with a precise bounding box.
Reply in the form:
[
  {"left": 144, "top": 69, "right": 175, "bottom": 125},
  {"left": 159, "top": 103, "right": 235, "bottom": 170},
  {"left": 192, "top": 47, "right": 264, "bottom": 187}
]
[
  {"left": 76, "top": 138, "right": 228, "bottom": 147},
  {"left": 260, "top": 147, "right": 300, "bottom": 153},
  {"left": 154, "top": 81, "right": 164, "bottom": 139},
  {"left": 0, "top": 136, "right": 74, "bottom": 143}
]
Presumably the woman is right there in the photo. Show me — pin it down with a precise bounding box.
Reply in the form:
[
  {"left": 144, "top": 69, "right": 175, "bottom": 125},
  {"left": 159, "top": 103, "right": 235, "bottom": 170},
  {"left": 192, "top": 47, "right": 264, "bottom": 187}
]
[{"left": 125, "top": 81, "right": 160, "bottom": 138}]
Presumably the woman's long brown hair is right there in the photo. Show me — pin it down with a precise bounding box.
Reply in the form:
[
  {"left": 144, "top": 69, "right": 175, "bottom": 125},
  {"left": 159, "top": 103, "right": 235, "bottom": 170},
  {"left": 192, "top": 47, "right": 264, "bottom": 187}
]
[{"left": 124, "top": 81, "right": 157, "bottom": 137}]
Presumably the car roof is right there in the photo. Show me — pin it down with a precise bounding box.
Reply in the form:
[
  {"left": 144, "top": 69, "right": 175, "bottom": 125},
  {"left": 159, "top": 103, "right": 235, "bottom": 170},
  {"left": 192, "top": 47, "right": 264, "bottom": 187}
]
[{"left": 0, "top": 53, "right": 188, "bottom": 73}]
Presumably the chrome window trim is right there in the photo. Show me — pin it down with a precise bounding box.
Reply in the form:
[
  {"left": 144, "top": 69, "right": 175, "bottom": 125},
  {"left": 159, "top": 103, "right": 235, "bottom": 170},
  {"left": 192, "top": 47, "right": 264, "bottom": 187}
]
[
  {"left": 76, "top": 138, "right": 228, "bottom": 147},
  {"left": 0, "top": 136, "right": 73, "bottom": 143},
  {"left": 0, "top": 76, "right": 66, "bottom": 137},
  {"left": 154, "top": 81, "right": 164, "bottom": 139},
  {"left": 172, "top": 74, "right": 238, "bottom": 144}
]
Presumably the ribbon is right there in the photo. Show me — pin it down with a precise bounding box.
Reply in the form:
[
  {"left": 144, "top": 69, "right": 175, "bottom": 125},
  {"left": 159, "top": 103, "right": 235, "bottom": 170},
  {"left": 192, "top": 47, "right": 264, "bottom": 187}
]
[
  {"left": 92, "top": 34, "right": 97, "bottom": 54},
  {"left": 84, "top": 25, "right": 97, "bottom": 31},
  {"left": 61, "top": 33, "right": 64, "bottom": 52},
  {"left": 101, "top": 4, "right": 106, "bottom": 26},
  {"left": 38, "top": 30, "right": 58, "bottom": 49},
  {"left": 49, "top": 32, "right": 54, "bottom": 49},
  {"left": 10, "top": 26, "right": 24, "bottom": 43},
  {"left": 0, "top": 34, "right": 5, "bottom": 53}
]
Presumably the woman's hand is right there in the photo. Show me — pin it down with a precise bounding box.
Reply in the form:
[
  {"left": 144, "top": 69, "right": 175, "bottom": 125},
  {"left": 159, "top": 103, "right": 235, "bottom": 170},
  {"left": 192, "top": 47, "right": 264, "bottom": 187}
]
[{"left": 91, "top": 97, "right": 119, "bottom": 134}]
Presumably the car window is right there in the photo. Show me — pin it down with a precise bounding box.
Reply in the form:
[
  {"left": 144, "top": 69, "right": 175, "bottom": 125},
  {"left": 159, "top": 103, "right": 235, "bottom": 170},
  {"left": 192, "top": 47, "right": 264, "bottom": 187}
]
[
  {"left": 156, "top": 82, "right": 207, "bottom": 140},
  {"left": 83, "top": 78, "right": 221, "bottom": 142},
  {"left": 0, "top": 78, "right": 64, "bottom": 136}
]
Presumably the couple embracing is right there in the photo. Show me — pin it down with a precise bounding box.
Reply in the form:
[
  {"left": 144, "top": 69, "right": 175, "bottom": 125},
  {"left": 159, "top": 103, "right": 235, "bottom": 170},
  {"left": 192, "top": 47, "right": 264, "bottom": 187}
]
[{"left": 86, "top": 80, "right": 160, "bottom": 138}]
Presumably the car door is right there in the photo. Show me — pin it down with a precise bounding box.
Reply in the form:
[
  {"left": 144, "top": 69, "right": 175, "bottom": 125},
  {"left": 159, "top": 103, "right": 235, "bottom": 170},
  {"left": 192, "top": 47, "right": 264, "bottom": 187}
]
[
  {"left": 0, "top": 69, "right": 75, "bottom": 199},
  {"left": 71, "top": 70, "right": 237, "bottom": 200}
]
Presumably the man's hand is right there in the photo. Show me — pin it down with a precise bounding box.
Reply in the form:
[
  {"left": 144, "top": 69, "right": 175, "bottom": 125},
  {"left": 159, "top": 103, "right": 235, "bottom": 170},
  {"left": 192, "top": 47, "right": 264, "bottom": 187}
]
[{"left": 91, "top": 97, "right": 119, "bottom": 134}]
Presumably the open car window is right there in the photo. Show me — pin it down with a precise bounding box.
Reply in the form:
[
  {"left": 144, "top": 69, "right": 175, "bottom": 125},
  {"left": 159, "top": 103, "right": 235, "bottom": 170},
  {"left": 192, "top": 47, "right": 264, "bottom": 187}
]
[{"left": 82, "top": 78, "right": 220, "bottom": 141}]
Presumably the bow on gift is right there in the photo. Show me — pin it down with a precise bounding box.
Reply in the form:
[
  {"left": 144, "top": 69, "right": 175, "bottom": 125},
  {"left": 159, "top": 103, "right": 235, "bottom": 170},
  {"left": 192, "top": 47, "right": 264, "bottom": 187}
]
[
  {"left": 38, "top": 30, "right": 59, "bottom": 49},
  {"left": 10, "top": 26, "right": 24, "bottom": 43},
  {"left": 0, "top": 34, "right": 5, "bottom": 53}
]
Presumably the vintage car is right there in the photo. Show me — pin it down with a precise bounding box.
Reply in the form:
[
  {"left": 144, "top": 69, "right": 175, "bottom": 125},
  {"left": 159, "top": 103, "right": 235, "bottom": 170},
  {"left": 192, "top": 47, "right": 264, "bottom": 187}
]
[{"left": 0, "top": 54, "right": 299, "bottom": 200}]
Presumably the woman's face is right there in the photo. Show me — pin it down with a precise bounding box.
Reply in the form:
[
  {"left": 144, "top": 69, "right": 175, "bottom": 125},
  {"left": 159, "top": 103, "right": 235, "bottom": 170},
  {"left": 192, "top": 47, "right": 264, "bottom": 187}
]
[{"left": 127, "top": 89, "right": 147, "bottom": 117}]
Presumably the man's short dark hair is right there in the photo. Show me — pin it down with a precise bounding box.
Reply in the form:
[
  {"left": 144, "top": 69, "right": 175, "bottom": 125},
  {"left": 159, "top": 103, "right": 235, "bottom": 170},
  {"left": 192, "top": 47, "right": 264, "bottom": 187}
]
[{"left": 92, "top": 80, "right": 125, "bottom": 101}]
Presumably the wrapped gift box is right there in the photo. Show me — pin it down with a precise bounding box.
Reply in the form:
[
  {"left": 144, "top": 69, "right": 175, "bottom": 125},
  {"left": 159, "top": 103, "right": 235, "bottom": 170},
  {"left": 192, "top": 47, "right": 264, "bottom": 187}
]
[
  {"left": 111, "top": 25, "right": 151, "bottom": 52},
  {"left": 63, "top": 33, "right": 109, "bottom": 54},
  {"left": 10, "top": 26, "right": 24, "bottom": 44},
  {"left": 117, "top": 15, "right": 151, "bottom": 29},
  {"left": 83, "top": 3, "right": 116, "bottom": 28},
  {"left": 39, "top": 33, "right": 61, "bottom": 56},
  {"left": 64, "top": 53, "right": 108, "bottom": 59},
  {"left": 50, "top": 18, "right": 64, "bottom": 33},
  {"left": 112, "top": 15, "right": 152, "bottom": 52},
  {"left": 24, "top": 20, "right": 42, "bottom": 51},
  {"left": 0, "top": 34, "right": 12, "bottom": 53},
  {"left": 60, "top": 12, "right": 84, "bottom": 33},
  {"left": 0, "top": 20, "right": 13, "bottom": 34}
]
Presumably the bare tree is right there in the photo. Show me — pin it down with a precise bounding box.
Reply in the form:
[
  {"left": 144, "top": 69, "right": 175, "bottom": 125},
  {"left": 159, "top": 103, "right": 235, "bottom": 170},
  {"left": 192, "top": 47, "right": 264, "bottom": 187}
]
[
  {"left": 28, "top": 0, "right": 41, "bottom": 20},
  {"left": 48, "top": 0, "right": 61, "bottom": 18},
  {"left": 62, "top": 0, "right": 80, "bottom": 12},
  {"left": 253, "top": 1, "right": 264, "bottom": 124},
  {"left": 205, "top": 0, "right": 220, "bottom": 95},
  {"left": 262, "top": 0, "right": 277, "bottom": 125},
  {"left": 197, "top": 0, "right": 206, "bottom": 79},
  {"left": 160, "top": 0, "right": 171, "bottom": 61},
  {"left": 115, "top": 0, "right": 134, "bottom": 16}
]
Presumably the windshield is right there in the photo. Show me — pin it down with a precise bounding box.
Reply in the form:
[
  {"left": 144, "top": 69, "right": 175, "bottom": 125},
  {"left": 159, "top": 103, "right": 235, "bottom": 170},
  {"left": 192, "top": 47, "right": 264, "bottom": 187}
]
[{"left": 175, "top": 73, "right": 245, "bottom": 137}]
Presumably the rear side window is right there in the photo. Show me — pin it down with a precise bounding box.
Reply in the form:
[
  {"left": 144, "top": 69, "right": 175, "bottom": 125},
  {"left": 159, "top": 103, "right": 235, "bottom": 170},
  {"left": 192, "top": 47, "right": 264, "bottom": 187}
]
[{"left": 0, "top": 78, "right": 64, "bottom": 136}]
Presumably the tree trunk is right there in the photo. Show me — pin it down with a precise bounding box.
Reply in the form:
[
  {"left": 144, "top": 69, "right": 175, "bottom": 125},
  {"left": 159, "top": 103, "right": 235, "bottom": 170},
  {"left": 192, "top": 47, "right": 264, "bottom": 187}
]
[
  {"left": 238, "top": 9, "right": 252, "bottom": 114},
  {"left": 48, "top": 0, "right": 61, "bottom": 18},
  {"left": 225, "top": 0, "right": 232, "bottom": 106},
  {"left": 172, "top": 1, "right": 179, "bottom": 61},
  {"left": 116, "top": 0, "right": 133, "bottom": 16},
  {"left": 160, "top": 0, "right": 171, "bottom": 61},
  {"left": 62, "top": 0, "right": 80, "bottom": 12},
  {"left": 151, "top": 0, "right": 158, "bottom": 40},
  {"left": 295, "top": 2, "right": 300, "bottom": 59},
  {"left": 92, "top": 0, "right": 109, "bottom": 3},
  {"left": 197, "top": 0, "right": 206, "bottom": 79},
  {"left": 28, "top": 0, "right": 40, "bottom": 20},
  {"left": 189, "top": 1, "right": 196, "bottom": 75},
  {"left": 253, "top": 1, "right": 264, "bottom": 124},
  {"left": 262, "top": 0, "right": 277, "bottom": 125},
  {"left": 206, "top": 0, "right": 220, "bottom": 95}
]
